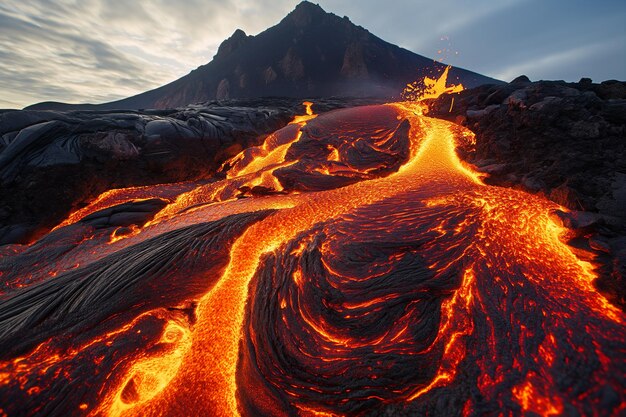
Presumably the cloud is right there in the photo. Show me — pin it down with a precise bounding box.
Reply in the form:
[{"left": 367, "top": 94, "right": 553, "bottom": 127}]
[
  {"left": 316, "top": 0, "right": 626, "bottom": 82},
  {"left": 0, "top": 2, "right": 167, "bottom": 107},
  {"left": 493, "top": 36, "right": 626, "bottom": 82},
  {"left": 315, "top": 0, "right": 527, "bottom": 58},
  {"left": 0, "top": 0, "right": 624, "bottom": 108},
  {"left": 0, "top": 0, "right": 294, "bottom": 108}
]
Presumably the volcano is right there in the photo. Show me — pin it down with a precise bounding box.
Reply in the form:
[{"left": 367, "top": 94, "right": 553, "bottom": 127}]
[
  {"left": 26, "top": 1, "right": 498, "bottom": 111},
  {"left": 1, "top": 1, "right": 625, "bottom": 416}
]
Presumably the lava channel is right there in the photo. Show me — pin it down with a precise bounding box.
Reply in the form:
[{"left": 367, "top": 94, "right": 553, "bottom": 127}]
[{"left": 0, "top": 76, "right": 624, "bottom": 417}]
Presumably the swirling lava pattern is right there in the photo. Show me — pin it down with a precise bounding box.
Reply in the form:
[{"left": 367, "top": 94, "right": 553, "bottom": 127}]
[
  {"left": 240, "top": 188, "right": 626, "bottom": 416},
  {"left": 0, "top": 103, "right": 624, "bottom": 417},
  {"left": 240, "top": 198, "right": 461, "bottom": 416}
]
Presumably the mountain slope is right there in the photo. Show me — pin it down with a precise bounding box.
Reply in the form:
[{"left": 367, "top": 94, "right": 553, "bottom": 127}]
[{"left": 28, "top": 2, "right": 500, "bottom": 110}]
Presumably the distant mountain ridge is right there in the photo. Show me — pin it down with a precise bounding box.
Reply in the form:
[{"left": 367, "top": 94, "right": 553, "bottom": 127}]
[{"left": 27, "top": 1, "right": 501, "bottom": 111}]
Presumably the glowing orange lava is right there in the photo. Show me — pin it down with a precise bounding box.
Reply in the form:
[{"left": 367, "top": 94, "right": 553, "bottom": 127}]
[
  {"left": 0, "top": 68, "right": 623, "bottom": 417},
  {"left": 401, "top": 66, "right": 464, "bottom": 102},
  {"left": 99, "top": 70, "right": 621, "bottom": 416}
]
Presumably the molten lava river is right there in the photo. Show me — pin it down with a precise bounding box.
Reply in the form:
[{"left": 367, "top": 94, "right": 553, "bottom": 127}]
[{"left": 0, "top": 83, "right": 624, "bottom": 417}]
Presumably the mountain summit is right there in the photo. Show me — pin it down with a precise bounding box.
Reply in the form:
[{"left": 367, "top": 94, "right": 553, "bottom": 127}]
[{"left": 29, "top": 1, "right": 499, "bottom": 110}]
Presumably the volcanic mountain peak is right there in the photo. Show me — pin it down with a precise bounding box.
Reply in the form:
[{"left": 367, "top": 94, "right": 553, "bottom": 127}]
[
  {"left": 26, "top": 1, "right": 500, "bottom": 111},
  {"left": 214, "top": 29, "right": 250, "bottom": 60},
  {"left": 287, "top": 1, "right": 327, "bottom": 26}
]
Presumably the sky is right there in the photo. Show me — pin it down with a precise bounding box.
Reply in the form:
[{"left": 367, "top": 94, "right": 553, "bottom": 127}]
[{"left": 0, "top": 0, "right": 624, "bottom": 109}]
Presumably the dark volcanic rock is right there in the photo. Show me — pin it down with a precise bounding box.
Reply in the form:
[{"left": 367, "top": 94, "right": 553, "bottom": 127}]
[
  {"left": 25, "top": 1, "right": 499, "bottom": 111},
  {"left": 431, "top": 77, "right": 626, "bottom": 307},
  {"left": 510, "top": 74, "right": 531, "bottom": 84},
  {"left": 79, "top": 198, "right": 169, "bottom": 228},
  {"left": 0, "top": 103, "right": 290, "bottom": 244},
  {"left": 0, "top": 210, "right": 283, "bottom": 413},
  {"left": 215, "top": 29, "right": 250, "bottom": 59},
  {"left": 0, "top": 98, "right": 385, "bottom": 245},
  {"left": 431, "top": 78, "right": 626, "bottom": 218}
]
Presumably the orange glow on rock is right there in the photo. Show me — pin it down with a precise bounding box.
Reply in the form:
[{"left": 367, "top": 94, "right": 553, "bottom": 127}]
[
  {"left": 103, "top": 102, "right": 621, "bottom": 416},
  {"left": 513, "top": 379, "right": 563, "bottom": 416},
  {"left": 102, "top": 321, "right": 191, "bottom": 417},
  {"left": 291, "top": 101, "right": 316, "bottom": 124},
  {"left": 0, "top": 72, "right": 623, "bottom": 417}
]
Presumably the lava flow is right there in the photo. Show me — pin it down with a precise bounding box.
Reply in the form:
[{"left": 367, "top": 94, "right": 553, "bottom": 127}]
[{"left": 0, "top": 69, "right": 624, "bottom": 417}]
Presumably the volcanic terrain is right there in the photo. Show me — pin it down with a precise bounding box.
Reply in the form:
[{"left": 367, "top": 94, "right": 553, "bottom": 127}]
[{"left": 0, "top": 2, "right": 625, "bottom": 417}]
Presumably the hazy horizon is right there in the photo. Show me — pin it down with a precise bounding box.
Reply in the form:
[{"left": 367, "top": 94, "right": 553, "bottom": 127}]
[{"left": 1, "top": 0, "right": 624, "bottom": 109}]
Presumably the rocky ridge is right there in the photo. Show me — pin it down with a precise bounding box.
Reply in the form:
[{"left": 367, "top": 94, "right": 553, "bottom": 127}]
[{"left": 430, "top": 77, "right": 626, "bottom": 307}]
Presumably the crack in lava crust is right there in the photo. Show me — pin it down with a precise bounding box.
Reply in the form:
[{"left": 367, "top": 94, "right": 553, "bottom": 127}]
[
  {"left": 0, "top": 103, "right": 624, "bottom": 417},
  {"left": 108, "top": 105, "right": 623, "bottom": 417}
]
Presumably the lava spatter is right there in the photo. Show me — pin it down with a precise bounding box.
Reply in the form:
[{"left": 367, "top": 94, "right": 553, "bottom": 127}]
[{"left": 0, "top": 72, "right": 623, "bottom": 417}]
